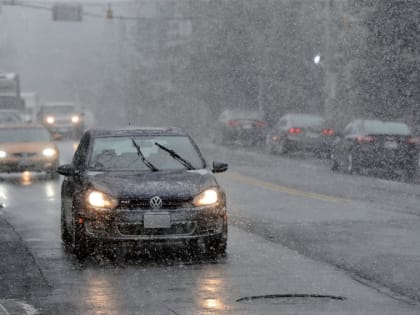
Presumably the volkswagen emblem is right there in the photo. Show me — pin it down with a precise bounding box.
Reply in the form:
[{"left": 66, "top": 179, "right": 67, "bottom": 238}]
[{"left": 150, "top": 196, "right": 163, "bottom": 209}]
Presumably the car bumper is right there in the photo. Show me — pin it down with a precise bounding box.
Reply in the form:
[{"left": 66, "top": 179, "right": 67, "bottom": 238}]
[
  {"left": 81, "top": 205, "right": 228, "bottom": 242},
  {"left": 356, "top": 148, "right": 417, "bottom": 169},
  {"left": 271, "top": 135, "right": 334, "bottom": 152},
  {"left": 0, "top": 158, "right": 58, "bottom": 172}
]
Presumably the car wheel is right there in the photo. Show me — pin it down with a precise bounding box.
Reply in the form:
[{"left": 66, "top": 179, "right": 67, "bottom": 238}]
[
  {"left": 60, "top": 208, "right": 71, "bottom": 246},
  {"left": 330, "top": 152, "right": 339, "bottom": 171},
  {"left": 403, "top": 163, "right": 417, "bottom": 182},
  {"left": 72, "top": 220, "right": 94, "bottom": 260},
  {"left": 277, "top": 139, "right": 288, "bottom": 155}
]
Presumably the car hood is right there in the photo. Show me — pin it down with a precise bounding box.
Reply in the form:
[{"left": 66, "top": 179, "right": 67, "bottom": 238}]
[{"left": 86, "top": 169, "right": 217, "bottom": 199}]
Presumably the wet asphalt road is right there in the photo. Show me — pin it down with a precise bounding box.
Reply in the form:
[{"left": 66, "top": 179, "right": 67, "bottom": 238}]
[{"left": 0, "top": 140, "right": 420, "bottom": 314}]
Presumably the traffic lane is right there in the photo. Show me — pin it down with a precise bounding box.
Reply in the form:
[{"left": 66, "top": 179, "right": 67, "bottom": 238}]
[
  {"left": 1, "top": 177, "right": 418, "bottom": 313},
  {"left": 201, "top": 142, "right": 420, "bottom": 216},
  {"left": 217, "top": 170, "right": 420, "bottom": 303}
]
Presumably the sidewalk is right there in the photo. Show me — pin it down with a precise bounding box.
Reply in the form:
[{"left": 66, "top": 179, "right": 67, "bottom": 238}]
[{"left": 0, "top": 213, "right": 49, "bottom": 314}]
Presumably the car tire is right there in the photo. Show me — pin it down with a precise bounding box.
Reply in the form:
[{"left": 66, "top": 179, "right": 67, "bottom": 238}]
[
  {"left": 277, "top": 139, "right": 288, "bottom": 155},
  {"left": 60, "top": 208, "right": 71, "bottom": 246},
  {"left": 72, "top": 220, "right": 94, "bottom": 260},
  {"left": 330, "top": 152, "right": 339, "bottom": 171},
  {"left": 403, "top": 162, "right": 417, "bottom": 182}
]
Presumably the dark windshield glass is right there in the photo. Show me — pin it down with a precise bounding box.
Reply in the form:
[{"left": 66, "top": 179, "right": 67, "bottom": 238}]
[
  {"left": 42, "top": 105, "right": 76, "bottom": 114},
  {"left": 0, "top": 128, "right": 51, "bottom": 142},
  {"left": 364, "top": 120, "right": 410, "bottom": 135},
  {"left": 88, "top": 135, "right": 204, "bottom": 171}
]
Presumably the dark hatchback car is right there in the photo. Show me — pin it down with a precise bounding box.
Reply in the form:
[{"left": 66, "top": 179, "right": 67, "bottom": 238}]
[
  {"left": 215, "top": 108, "right": 267, "bottom": 146},
  {"left": 266, "top": 113, "right": 335, "bottom": 156},
  {"left": 58, "top": 127, "right": 228, "bottom": 259},
  {"left": 331, "top": 119, "right": 419, "bottom": 179}
]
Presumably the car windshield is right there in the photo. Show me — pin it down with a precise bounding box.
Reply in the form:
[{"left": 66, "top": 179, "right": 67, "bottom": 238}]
[
  {"left": 42, "top": 105, "right": 76, "bottom": 114},
  {"left": 290, "top": 114, "right": 325, "bottom": 127},
  {"left": 88, "top": 135, "right": 204, "bottom": 171},
  {"left": 0, "top": 127, "right": 51, "bottom": 142},
  {"left": 364, "top": 120, "right": 410, "bottom": 135}
]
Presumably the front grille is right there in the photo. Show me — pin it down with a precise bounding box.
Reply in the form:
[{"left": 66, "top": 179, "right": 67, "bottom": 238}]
[
  {"left": 117, "top": 222, "right": 197, "bottom": 236},
  {"left": 12, "top": 152, "right": 37, "bottom": 158},
  {"left": 119, "top": 198, "right": 193, "bottom": 210}
]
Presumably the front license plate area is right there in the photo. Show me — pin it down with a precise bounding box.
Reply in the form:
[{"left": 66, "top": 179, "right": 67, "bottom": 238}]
[{"left": 144, "top": 213, "right": 171, "bottom": 229}]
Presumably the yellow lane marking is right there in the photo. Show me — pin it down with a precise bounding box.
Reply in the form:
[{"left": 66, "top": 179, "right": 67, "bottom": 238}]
[{"left": 222, "top": 172, "right": 349, "bottom": 203}]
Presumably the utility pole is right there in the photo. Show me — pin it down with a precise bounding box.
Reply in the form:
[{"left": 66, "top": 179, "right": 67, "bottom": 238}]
[{"left": 322, "top": 0, "right": 338, "bottom": 121}]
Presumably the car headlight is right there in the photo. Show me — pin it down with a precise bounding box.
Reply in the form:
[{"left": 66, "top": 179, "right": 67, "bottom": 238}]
[
  {"left": 193, "top": 188, "right": 219, "bottom": 206},
  {"left": 0, "top": 151, "right": 6, "bottom": 158},
  {"left": 42, "top": 148, "right": 57, "bottom": 157},
  {"left": 71, "top": 115, "right": 80, "bottom": 123},
  {"left": 46, "top": 116, "right": 55, "bottom": 124},
  {"left": 87, "top": 190, "right": 118, "bottom": 210}
]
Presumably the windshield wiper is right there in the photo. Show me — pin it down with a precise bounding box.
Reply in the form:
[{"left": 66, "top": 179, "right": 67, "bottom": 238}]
[
  {"left": 131, "top": 138, "right": 159, "bottom": 172},
  {"left": 154, "top": 142, "right": 195, "bottom": 170}
]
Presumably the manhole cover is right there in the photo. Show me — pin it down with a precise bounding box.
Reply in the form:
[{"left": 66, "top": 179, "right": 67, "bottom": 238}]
[{"left": 237, "top": 294, "right": 346, "bottom": 305}]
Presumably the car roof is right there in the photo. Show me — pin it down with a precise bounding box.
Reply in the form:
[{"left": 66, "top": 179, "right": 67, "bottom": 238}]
[{"left": 87, "top": 126, "right": 188, "bottom": 138}]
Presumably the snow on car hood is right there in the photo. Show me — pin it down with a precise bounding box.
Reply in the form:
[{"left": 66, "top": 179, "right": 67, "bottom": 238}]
[{"left": 86, "top": 169, "right": 217, "bottom": 199}]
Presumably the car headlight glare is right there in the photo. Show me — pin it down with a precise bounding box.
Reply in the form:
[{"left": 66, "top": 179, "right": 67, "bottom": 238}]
[
  {"left": 193, "top": 188, "right": 219, "bottom": 206},
  {"left": 46, "top": 116, "right": 55, "bottom": 124},
  {"left": 42, "top": 148, "right": 56, "bottom": 157},
  {"left": 71, "top": 115, "right": 80, "bottom": 123},
  {"left": 0, "top": 151, "right": 6, "bottom": 158},
  {"left": 87, "top": 190, "right": 118, "bottom": 209}
]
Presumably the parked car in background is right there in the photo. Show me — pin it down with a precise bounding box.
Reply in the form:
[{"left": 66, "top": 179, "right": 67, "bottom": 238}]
[
  {"left": 215, "top": 108, "right": 267, "bottom": 146},
  {"left": 266, "top": 113, "right": 335, "bottom": 156},
  {"left": 58, "top": 127, "right": 228, "bottom": 259},
  {"left": 331, "top": 119, "right": 419, "bottom": 179},
  {"left": 0, "top": 124, "right": 59, "bottom": 179},
  {"left": 0, "top": 109, "right": 24, "bottom": 124},
  {"left": 37, "top": 102, "right": 83, "bottom": 139}
]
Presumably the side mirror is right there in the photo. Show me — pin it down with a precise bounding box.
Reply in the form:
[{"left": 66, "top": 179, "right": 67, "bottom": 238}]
[
  {"left": 212, "top": 160, "right": 228, "bottom": 173},
  {"left": 57, "top": 164, "right": 76, "bottom": 176}
]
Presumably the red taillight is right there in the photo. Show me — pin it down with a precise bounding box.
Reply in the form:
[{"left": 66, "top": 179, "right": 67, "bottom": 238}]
[
  {"left": 357, "top": 135, "right": 375, "bottom": 144},
  {"left": 407, "top": 137, "right": 420, "bottom": 145},
  {"left": 256, "top": 121, "right": 267, "bottom": 128},
  {"left": 288, "top": 127, "right": 301, "bottom": 134},
  {"left": 322, "top": 129, "right": 334, "bottom": 135},
  {"left": 228, "top": 120, "right": 239, "bottom": 127}
]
